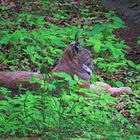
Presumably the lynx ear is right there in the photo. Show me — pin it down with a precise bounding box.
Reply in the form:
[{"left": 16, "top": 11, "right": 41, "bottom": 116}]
[
  {"left": 72, "top": 32, "right": 80, "bottom": 54},
  {"left": 72, "top": 40, "right": 79, "bottom": 54}
]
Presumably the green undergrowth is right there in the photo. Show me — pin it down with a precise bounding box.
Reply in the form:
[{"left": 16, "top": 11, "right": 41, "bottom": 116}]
[
  {"left": 0, "top": 0, "right": 140, "bottom": 139},
  {"left": 0, "top": 73, "right": 139, "bottom": 139}
]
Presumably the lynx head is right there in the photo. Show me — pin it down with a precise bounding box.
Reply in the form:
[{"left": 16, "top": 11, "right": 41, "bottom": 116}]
[{"left": 53, "top": 36, "right": 93, "bottom": 81}]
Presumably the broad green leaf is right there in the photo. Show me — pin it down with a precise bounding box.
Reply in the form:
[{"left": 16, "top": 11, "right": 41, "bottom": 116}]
[
  {"left": 127, "top": 60, "right": 136, "bottom": 68},
  {"left": 94, "top": 43, "right": 101, "bottom": 53},
  {"left": 88, "top": 24, "right": 105, "bottom": 36},
  {"left": 115, "top": 81, "right": 124, "bottom": 87},
  {"left": 74, "top": 75, "right": 79, "bottom": 81},
  {"left": 137, "top": 40, "right": 140, "bottom": 45},
  {"left": 136, "top": 64, "right": 140, "bottom": 71}
]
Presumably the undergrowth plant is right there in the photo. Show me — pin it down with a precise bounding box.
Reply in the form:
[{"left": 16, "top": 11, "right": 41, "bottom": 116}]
[{"left": 0, "top": 73, "right": 139, "bottom": 139}]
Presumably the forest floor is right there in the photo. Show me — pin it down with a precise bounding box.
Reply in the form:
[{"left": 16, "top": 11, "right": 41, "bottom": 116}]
[{"left": 103, "top": 0, "right": 140, "bottom": 64}]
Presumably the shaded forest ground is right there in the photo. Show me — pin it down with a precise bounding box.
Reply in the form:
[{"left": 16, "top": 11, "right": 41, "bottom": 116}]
[
  {"left": 0, "top": 0, "right": 140, "bottom": 139},
  {"left": 103, "top": 0, "right": 140, "bottom": 64}
]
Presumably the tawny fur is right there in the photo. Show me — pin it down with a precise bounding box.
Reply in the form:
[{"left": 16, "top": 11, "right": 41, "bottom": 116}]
[
  {"left": 89, "top": 82, "right": 131, "bottom": 97},
  {"left": 0, "top": 71, "right": 43, "bottom": 90}
]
